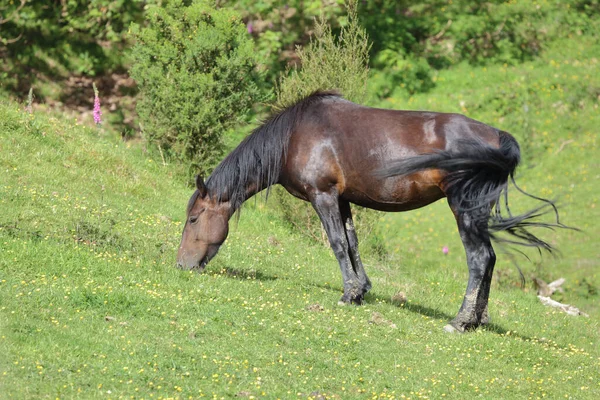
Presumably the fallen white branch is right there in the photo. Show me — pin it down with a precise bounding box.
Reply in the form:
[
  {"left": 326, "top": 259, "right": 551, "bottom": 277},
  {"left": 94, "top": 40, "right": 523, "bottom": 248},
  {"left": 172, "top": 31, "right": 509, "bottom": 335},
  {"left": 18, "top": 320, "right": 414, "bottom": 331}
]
[
  {"left": 537, "top": 295, "right": 589, "bottom": 317},
  {"left": 547, "top": 278, "right": 565, "bottom": 292},
  {"left": 534, "top": 277, "right": 566, "bottom": 297}
]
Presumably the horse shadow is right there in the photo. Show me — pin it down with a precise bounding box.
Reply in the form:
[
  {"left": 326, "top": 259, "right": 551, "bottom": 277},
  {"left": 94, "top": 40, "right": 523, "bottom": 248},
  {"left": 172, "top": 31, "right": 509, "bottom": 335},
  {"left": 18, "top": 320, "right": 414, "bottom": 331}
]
[
  {"left": 367, "top": 291, "right": 533, "bottom": 339},
  {"left": 312, "top": 283, "right": 530, "bottom": 338},
  {"left": 215, "top": 266, "right": 279, "bottom": 281}
]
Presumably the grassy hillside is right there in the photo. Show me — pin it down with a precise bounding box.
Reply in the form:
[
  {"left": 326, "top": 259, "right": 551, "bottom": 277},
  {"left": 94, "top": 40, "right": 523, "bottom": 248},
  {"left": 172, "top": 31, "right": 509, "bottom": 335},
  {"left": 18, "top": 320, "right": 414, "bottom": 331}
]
[{"left": 1, "top": 41, "right": 599, "bottom": 399}]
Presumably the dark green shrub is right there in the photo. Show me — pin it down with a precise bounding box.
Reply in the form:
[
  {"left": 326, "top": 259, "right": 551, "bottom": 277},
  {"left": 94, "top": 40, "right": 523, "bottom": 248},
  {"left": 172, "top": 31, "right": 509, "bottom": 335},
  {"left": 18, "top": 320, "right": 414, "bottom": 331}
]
[
  {"left": 129, "top": 0, "right": 264, "bottom": 176},
  {"left": 370, "top": 50, "right": 435, "bottom": 98}
]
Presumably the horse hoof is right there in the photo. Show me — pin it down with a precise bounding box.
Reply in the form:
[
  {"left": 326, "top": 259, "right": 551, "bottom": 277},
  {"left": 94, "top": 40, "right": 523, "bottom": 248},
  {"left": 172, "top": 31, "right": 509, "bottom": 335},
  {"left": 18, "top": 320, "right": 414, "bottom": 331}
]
[
  {"left": 444, "top": 324, "right": 463, "bottom": 333},
  {"left": 338, "top": 296, "right": 363, "bottom": 306},
  {"left": 351, "top": 297, "right": 363, "bottom": 306}
]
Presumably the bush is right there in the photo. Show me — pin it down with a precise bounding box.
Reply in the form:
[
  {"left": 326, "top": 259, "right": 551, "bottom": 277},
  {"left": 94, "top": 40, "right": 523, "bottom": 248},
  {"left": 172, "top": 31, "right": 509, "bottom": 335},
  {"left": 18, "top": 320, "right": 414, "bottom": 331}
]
[
  {"left": 276, "top": 0, "right": 370, "bottom": 106},
  {"left": 129, "top": 0, "right": 264, "bottom": 177},
  {"left": 370, "top": 50, "right": 435, "bottom": 98}
]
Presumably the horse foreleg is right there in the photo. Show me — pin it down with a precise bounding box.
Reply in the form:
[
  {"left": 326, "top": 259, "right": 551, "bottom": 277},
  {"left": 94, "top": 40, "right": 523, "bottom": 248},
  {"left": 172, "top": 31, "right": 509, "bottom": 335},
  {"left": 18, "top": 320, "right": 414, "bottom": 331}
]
[
  {"left": 447, "top": 209, "right": 496, "bottom": 332},
  {"left": 339, "top": 200, "right": 372, "bottom": 297},
  {"left": 311, "top": 192, "right": 364, "bottom": 304}
]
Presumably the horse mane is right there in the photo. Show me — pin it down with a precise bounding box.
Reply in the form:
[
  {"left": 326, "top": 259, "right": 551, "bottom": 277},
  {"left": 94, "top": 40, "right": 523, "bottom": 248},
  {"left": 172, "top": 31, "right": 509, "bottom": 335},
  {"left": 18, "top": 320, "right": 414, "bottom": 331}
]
[{"left": 206, "top": 90, "right": 342, "bottom": 210}]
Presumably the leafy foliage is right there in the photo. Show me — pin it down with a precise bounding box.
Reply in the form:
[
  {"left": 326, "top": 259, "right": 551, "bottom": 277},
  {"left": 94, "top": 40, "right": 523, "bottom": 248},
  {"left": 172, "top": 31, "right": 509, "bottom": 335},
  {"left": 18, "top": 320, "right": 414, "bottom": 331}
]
[
  {"left": 216, "top": 1, "right": 599, "bottom": 100},
  {"left": 129, "top": 0, "right": 264, "bottom": 177},
  {"left": 360, "top": 0, "right": 600, "bottom": 99},
  {"left": 361, "top": 0, "right": 600, "bottom": 65},
  {"left": 221, "top": 0, "right": 346, "bottom": 85},
  {"left": 369, "top": 49, "right": 435, "bottom": 98},
  {"left": 2, "top": 0, "right": 598, "bottom": 108},
  {"left": 0, "top": 0, "right": 149, "bottom": 92}
]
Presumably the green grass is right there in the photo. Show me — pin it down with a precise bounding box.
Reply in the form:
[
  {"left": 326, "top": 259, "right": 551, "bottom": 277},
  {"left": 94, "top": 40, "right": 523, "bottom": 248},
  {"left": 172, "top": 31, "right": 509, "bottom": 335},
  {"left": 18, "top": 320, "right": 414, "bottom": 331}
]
[{"left": 1, "top": 39, "right": 599, "bottom": 399}]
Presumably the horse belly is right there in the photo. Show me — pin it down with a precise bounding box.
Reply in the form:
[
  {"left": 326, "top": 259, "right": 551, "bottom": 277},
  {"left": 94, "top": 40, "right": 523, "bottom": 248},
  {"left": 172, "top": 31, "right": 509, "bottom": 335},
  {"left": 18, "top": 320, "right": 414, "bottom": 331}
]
[{"left": 342, "top": 171, "right": 446, "bottom": 212}]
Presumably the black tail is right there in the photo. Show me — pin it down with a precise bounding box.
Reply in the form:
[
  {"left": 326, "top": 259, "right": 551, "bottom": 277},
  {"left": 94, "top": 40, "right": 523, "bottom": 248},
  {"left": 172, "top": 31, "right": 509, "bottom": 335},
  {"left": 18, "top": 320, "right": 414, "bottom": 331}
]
[{"left": 378, "top": 131, "right": 571, "bottom": 253}]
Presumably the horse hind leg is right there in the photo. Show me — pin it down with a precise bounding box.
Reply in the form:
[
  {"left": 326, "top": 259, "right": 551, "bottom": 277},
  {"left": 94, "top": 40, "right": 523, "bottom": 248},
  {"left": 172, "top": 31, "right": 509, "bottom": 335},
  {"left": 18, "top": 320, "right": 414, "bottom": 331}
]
[
  {"left": 310, "top": 192, "right": 364, "bottom": 304},
  {"left": 447, "top": 205, "right": 496, "bottom": 332},
  {"left": 339, "top": 200, "right": 372, "bottom": 297}
]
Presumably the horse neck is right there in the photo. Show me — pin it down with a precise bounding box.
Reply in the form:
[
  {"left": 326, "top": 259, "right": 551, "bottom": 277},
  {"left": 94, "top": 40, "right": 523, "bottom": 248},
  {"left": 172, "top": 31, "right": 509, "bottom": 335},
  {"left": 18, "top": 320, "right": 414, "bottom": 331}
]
[
  {"left": 238, "top": 179, "right": 269, "bottom": 207},
  {"left": 207, "top": 156, "right": 281, "bottom": 214},
  {"left": 207, "top": 100, "right": 300, "bottom": 211}
]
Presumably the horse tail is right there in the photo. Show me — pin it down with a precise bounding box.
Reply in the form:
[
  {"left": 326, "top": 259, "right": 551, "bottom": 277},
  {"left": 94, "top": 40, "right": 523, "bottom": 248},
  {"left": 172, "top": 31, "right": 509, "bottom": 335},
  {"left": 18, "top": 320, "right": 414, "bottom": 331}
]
[{"left": 378, "top": 131, "right": 571, "bottom": 253}]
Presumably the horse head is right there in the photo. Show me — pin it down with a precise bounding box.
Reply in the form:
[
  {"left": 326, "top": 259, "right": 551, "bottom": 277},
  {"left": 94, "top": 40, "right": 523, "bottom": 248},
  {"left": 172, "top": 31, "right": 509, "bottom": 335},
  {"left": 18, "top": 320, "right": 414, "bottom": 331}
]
[{"left": 177, "top": 175, "right": 230, "bottom": 271}]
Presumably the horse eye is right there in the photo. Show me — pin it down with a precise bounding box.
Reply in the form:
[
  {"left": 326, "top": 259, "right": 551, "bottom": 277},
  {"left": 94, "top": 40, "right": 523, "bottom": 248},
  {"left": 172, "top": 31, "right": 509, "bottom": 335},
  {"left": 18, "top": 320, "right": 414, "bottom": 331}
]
[{"left": 189, "top": 216, "right": 199, "bottom": 224}]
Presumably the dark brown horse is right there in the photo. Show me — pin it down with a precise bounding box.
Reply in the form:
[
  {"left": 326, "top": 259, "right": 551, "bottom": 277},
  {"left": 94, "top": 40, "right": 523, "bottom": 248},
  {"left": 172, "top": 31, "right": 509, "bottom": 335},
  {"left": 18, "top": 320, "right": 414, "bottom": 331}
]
[{"left": 177, "top": 91, "right": 564, "bottom": 332}]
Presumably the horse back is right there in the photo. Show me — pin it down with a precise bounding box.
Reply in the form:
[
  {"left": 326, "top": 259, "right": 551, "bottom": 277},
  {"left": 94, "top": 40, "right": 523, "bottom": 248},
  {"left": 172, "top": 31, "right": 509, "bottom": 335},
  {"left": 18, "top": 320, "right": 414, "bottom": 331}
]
[{"left": 281, "top": 98, "right": 502, "bottom": 211}]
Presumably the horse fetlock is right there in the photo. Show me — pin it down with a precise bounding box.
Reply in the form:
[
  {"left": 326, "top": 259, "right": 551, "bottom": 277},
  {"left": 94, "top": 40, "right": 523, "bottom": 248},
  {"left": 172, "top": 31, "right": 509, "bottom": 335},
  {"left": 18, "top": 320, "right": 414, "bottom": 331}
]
[
  {"left": 479, "top": 306, "right": 490, "bottom": 325},
  {"left": 362, "top": 279, "right": 372, "bottom": 293}
]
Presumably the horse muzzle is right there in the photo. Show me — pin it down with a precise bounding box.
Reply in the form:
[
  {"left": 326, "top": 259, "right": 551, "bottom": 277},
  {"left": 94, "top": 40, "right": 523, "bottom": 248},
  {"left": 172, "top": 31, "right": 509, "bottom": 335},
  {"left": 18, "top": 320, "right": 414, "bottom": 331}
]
[
  {"left": 176, "top": 249, "right": 208, "bottom": 272},
  {"left": 175, "top": 258, "right": 207, "bottom": 272}
]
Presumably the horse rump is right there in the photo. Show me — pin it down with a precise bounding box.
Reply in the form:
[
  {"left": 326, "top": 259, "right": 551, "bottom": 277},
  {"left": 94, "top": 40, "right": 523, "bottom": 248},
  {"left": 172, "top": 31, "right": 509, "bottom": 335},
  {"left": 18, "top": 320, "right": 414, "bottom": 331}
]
[{"left": 377, "top": 131, "right": 571, "bottom": 253}]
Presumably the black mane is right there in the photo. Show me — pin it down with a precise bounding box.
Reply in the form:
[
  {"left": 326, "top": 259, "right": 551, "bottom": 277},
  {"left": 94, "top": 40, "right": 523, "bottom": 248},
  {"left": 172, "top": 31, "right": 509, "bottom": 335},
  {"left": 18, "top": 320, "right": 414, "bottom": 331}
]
[{"left": 205, "top": 90, "right": 341, "bottom": 210}]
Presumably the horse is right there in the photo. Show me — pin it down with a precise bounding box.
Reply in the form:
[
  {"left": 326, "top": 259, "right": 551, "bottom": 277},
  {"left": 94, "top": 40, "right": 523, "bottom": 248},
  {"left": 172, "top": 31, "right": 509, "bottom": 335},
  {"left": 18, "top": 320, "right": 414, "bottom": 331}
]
[{"left": 177, "top": 91, "right": 565, "bottom": 332}]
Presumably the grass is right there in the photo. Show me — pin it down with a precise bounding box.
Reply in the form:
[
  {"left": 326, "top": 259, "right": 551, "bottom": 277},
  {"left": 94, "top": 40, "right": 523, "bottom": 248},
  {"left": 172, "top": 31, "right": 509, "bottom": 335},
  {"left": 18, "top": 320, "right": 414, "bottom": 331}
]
[{"left": 1, "top": 40, "right": 599, "bottom": 399}]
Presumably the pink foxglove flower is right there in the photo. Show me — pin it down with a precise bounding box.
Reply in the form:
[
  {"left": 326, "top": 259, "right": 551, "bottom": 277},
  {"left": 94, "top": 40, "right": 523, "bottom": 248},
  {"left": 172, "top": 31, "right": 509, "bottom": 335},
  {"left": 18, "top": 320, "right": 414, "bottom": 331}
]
[{"left": 93, "top": 82, "right": 102, "bottom": 125}]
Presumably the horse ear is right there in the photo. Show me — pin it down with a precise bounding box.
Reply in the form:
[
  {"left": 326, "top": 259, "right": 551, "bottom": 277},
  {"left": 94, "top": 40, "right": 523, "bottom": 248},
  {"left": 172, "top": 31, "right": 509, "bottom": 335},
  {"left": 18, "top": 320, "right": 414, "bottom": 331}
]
[{"left": 195, "top": 175, "right": 207, "bottom": 197}]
